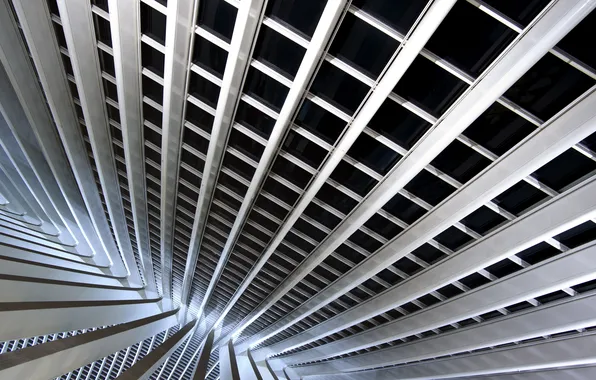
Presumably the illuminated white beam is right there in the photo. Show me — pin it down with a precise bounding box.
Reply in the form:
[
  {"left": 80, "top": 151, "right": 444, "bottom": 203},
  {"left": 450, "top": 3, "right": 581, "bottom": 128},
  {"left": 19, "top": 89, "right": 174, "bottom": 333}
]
[
  {"left": 56, "top": 0, "right": 144, "bottom": 286},
  {"left": 181, "top": 0, "right": 266, "bottom": 309},
  {"left": 0, "top": 309, "right": 179, "bottom": 380},
  {"left": 235, "top": 0, "right": 596, "bottom": 350}
]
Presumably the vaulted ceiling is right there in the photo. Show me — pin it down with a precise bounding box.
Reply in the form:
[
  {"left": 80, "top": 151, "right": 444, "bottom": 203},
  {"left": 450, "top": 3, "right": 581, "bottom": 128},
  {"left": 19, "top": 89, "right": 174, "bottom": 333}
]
[{"left": 1, "top": 0, "right": 596, "bottom": 379}]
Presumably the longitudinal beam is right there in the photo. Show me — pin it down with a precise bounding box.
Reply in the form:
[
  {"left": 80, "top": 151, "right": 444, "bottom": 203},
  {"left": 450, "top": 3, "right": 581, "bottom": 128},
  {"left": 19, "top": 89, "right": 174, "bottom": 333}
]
[
  {"left": 214, "top": 0, "right": 457, "bottom": 344},
  {"left": 250, "top": 115, "right": 596, "bottom": 355},
  {"left": 0, "top": 297, "right": 165, "bottom": 341},
  {"left": 273, "top": 239, "right": 596, "bottom": 365},
  {"left": 108, "top": 0, "right": 157, "bottom": 291},
  {"left": 181, "top": 0, "right": 266, "bottom": 309},
  {"left": 0, "top": 135, "right": 60, "bottom": 235},
  {"left": 0, "top": 275, "right": 148, "bottom": 303},
  {"left": 234, "top": 0, "right": 596, "bottom": 350},
  {"left": 0, "top": 308, "right": 179, "bottom": 380},
  {"left": 56, "top": 0, "right": 145, "bottom": 287},
  {"left": 188, "top": 329, "right": 214, "bottom": 379},
  {"left": 296, "top": 331, "right": 596, "bottom": 379},
  {"left": 0, "top": 55, "right": 83, "bottom": 250},
  {"left": 198, "top": 0, "right": 348, "bottom": 327},
  {"left": 160, "top": 0, "right": 198, "bottom": 299},
  {"left": 7, "top": 0, "right": 134, "bottom": 279},
  {"left": 117, "top": 319, "right": 197, "bottom": 379}
]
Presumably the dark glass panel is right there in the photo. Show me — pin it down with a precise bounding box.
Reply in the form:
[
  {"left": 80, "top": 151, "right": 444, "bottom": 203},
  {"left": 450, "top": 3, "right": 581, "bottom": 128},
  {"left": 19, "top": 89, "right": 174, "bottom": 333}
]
[
  {"left": 294, "top": 99, "right": 346, "bottom": 145},
  {"left": 271, "top": 155, "right": 312, "bottom": 189},
  {"left": 316, "top": 183, "right": 358, "bottom": 215},
  {"left": 348, "top": 133, "right": 401, "bottom": 175},
  {"left": 411, "top": 243, "right": 446, "bottom": 265},
  {"left": 183, "top": 127, "right": 210, "bottom": 154},
  {"left": 395, "top": 56, "right": 467, "bottom": 117},
  {"left": 364, "top": 214, "right": 403, "bottom": 241},
  {"left": 98, "top": 49, "right": 115, "bottom": 76},
  {"left": 493, "top": 180, "right": 548, "bottom": 215},
  {"left": 143, "top": 102, "right": 162, "bottom": 128},
  {"left": 282, "top": 130, "right": 327, "bottom": 169},
  {"left": 227, "top": 128, "right": 264, "bottom": 162},
  {"left": 460, "top": 206, "right": 507, "bottom": 235},
  {"left": 553, "top": 221, "right": 596, "bottom": 249},
  {"left": 235, "top": 100, "right": 275, "bottom": 139},
  {"left": 253, "top": 26, "right": 305, "bottom": 79},
  {"left": 430, "top": 140, "right": 491, "bottom": 183},
  {"left": 404, "top": 170, "right": 457, "bottom": 206},
  {"left": 222, "top": 151, "right": 255, "bottom": 180},
  {"left": 144, "top": 125, "right": 162, "bottom": 147},
  {"left": 265, "top": 0, "right": 326, "bottom": 39},
  {"left": 141, "top": 42, "right": 165, "bottom": 76},
  {"left": 504, "top": 54, "right": 595, "bottom": 121},
  {"left": 141, "top": 3, "right": 167, "bottom": 44},
  {"left": 188, "top": 73, "right": 220, "bottom": 108},
  {"left": 434, "top": 226, "right": 473, "bottom": 251},
  {"left": 142, "top": 75, "right": 163, "bottom": 104},
  {"left": 382, "top": 192, "right": 426, "bottom": 225},
  {"left": 463, "top": 102, "right": 536, "bottom": 156},
  {"left": 516, "top": 242, "right": 561, "bottom": 265},
  {"left": 93, "top": 14, "right": 112, "bottom": 47},
  {"left": 330, "top": 160, "right": 377, "bottom": 197},
  {"left": 368, "top": 98, "right": 432, "bottom": 150},
  {"left": 311, "top": 61, "right": 370, "bottom": 114},
  {"left": 198, "top": 0, "right": 237, "bottom": 43},
  {"left": 485, "top": 259, "right": 522, "bottom": 278},
  {"left": 533, "top": 149, "right": 596, "bottom": 192},
  {"left": 243, "top": 68, "right": 289, "bottom": 112},
  {"left": 304, "top": 203, "right": 341, "bottom": 230},
  {"left": 192, "top": 36, "right": 228, "bottom": 78},
  {"left": 263, "top": 177, "right": 299, "bottom": 205},
  {"left": 103, "top": 79, "right": 118, "bottom": 102},
  {"left": 329, "top": 12, "right": 399, "bottom": 79},
  {"left": 557, "top": 10, "right": 596, "bottom": 70},
  {"left": 185, "top": 101, "right": 214, "bottom": 134},
  {"left": 426, "top": 1, "right": 516, "bottom": 76},
  {"left": 483, "top": 0, "right": 551, "bottom": 27},
  {"left": 352, "top": 0, "right": 427, "bottom": 35}
]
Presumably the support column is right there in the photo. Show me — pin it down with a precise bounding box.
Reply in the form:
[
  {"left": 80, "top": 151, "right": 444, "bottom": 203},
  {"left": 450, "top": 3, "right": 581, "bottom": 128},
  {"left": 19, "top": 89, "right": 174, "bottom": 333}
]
[
  {"left": 219, "top": 340, "right": 240, "bottom": 380},
  {"left": 190, "top": 330, "right": 214, "bottom": 379}
]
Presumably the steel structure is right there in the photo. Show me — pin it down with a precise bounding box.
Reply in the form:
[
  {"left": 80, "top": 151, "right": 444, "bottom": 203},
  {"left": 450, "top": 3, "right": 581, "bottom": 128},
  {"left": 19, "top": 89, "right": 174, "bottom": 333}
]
[{"left": 1, "top": 0, "right": 596, "bottom": 379}]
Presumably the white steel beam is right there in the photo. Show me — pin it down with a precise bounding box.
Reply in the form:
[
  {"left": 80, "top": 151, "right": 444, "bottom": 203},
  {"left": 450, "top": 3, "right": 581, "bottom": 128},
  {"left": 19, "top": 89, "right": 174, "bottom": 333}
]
[
  {"left": 0, "top": 257, "right": 124, "bottom": 288},
  {"left": 117, "top": 319, "right": 197, "bottom": 380},
  {"left": 0, "top": 275, "right": 150, "bottom": 303},
  {"left": 252, "top": 161, "right": 596, "bottom": 356},
  {"left": 238, "top": 23, "right": 596, "bottom": 351},
  {"left": 0, "top": 308, "right": 179, "bottom": 380},
  {"left": 56, "top": 0, "right": 144, "bottom": 287},
  {"left": 160, "top": 0, "right": 198, "bottom": 299},
  {"left": 186, "top": 329, "right": 215, "bottom": 379},
  {"left": 445, "top": 365, "right": 596, "bottom": 380},
  {"left": 0, "top": 150, "right": 60, "bottom": 236},
  {"left": 271, "top": 239, "right": 596, "bottom": 365},
  {"left": 0, "top": 298, "right": 166, "bottom": 342},
  {"left": 296, "top": 330, "right": 596, "bottom": 379},
  {"left": 181, "top": 0, "right": 266, "bottom": 309},
  {"left": 219, "top": 340, "right": 240, "bottom": 380},
  {"left": 0, "top": 63, "right": 83, "bottom": 249},
  {"left": 219, "top": 0, "right": 459, "bottom": 346},
  {"left": 107, "top": 0, "right": 157, "bottom": 292},
  {"left": 198, "top": 0, "right": 347, "bottom": 328},
  {"left": 6, "top": 0, "right": 134, "bottom": 279}
]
